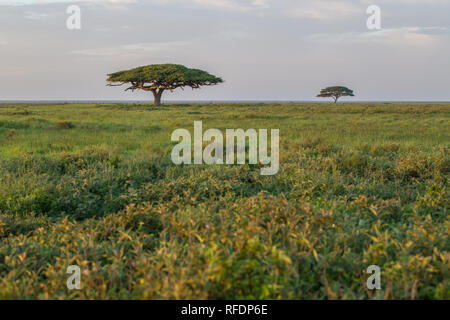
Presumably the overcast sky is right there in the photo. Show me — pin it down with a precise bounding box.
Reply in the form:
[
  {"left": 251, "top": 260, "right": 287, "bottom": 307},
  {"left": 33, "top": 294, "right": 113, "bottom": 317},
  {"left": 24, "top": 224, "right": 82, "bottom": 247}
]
[{"left": 0, "top": 0, "right": 449, "bottom": 101}]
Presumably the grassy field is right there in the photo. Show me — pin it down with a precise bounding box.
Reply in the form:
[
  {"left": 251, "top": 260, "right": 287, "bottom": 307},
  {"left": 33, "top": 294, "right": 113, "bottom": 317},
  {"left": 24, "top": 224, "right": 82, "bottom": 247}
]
[{"left": 0, "top": 102, "right": 448, "bottom": 299}]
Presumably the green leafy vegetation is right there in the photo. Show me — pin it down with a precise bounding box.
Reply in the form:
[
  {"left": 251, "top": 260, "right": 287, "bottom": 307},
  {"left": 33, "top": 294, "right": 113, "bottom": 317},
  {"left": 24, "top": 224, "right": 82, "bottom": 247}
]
[{"left": 0, "top": 103, "right": 448, "bottom": 299}]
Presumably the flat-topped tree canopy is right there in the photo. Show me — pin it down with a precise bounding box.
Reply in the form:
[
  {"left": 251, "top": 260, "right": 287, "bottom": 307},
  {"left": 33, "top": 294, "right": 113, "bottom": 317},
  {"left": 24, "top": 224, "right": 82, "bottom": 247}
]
[
  {"left": 107, "top": 64, "right": 223, "bottom": 106},
  {"left": 317, "top": 86, "right": 355, "bottom": 103}
]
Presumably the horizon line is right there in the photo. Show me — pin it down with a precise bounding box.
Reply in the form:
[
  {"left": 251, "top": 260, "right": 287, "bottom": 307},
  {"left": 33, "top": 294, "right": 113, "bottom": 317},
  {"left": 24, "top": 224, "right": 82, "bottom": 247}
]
[{"left": 1, "top": 100, "right": 450, "bottom": 104}]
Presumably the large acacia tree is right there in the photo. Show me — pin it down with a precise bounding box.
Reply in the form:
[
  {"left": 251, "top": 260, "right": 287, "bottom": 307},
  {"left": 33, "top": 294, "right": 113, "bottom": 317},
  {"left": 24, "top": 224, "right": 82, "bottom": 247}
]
[
  {"left": 107, "top": 64, "right": 223, "bottom": 106},
  {"left": 317, "top": 86, "right": 355, "bottom": 103}
]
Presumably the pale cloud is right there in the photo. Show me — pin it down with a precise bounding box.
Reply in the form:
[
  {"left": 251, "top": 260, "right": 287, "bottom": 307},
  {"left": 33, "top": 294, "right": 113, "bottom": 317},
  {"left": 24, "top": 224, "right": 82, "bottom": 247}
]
[
  {"left": 71, "top": 41, "right": 189, "bottom": 57},
  {"left": 361, "top": 0, "right": 450, "bottom": 4},
  {"left": 0, "top": 0, "right": 267, "bottom": 10},
  {"left": 192, "top": 0, "right": 251, "bottom": 11},
  {"left": 24, "top": 11, "right": 49, "bottom": 19},
  {"left": 0, "top": 0, "right": 133, "bottom": 4},
  {"left": 150, "top": 0, "right": 270, "bottom": 12},
  {"left": 309, "top": 26, "right": 449, "bottom": 45},
  {"left": 251, "top": 0, "right": 269, "bottom": 9},
  {"left": 287, "top": 1, "right": 361, "bottom": 20}
]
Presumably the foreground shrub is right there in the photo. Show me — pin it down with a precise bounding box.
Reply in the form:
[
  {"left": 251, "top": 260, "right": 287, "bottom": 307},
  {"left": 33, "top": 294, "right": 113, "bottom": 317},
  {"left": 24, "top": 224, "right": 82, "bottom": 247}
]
[
  {"left": 54, "top": 121, "right": 74, "bottom": 129},
  {"left": 0, "top": 103, "right": 448, "bottom": 299}
]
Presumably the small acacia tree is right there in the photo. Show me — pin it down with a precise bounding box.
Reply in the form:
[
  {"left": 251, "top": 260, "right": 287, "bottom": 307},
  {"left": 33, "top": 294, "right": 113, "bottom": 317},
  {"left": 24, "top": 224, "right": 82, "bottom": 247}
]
[
  {"left": 107, "top": 64, "right": 223, "bottom": 106},
  {"left": 317, "top": 86, "right": 355, "bottom": 103}
]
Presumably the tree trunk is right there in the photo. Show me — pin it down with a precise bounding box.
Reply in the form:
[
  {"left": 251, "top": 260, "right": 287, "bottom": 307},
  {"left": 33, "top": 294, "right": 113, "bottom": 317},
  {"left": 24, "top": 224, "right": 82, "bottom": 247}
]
[
  {"left": 334, "top": 97, "right": 338, "bottom": 104},
  {"left": 152, "top": 89, "right": 164, "bottom": 106}
]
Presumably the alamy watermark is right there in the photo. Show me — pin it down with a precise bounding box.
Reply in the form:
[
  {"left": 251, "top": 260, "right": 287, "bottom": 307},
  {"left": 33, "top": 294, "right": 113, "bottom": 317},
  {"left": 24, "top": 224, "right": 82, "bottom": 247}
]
[
  {"left": 367, "top": 5, "right": 382, "bottom": 30},
  {"left": 366, "top": 265, "right": 381, "bottom": 290},
  {"left": 171, "top": 121, "right": 279, "bottom": 176},
  {"left": 60, "top": 2, "right": 384, "bottom": 293},
  {"left": 66, "top": 5, "right": 81, "bottom": 30},
  {"left": 66, "top": 265, "right": 81, "bottom": 290}
]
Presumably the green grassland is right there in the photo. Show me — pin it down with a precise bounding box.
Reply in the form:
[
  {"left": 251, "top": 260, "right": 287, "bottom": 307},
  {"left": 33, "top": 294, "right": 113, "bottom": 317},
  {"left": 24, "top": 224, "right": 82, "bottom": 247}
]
[{"left": 0, "top": 102, "right": 448, "bottom": 299}]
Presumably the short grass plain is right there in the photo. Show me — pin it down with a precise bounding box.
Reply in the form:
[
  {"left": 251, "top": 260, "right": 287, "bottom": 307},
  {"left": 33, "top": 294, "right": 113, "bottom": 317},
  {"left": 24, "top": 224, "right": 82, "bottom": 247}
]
[{"left": 0, "top": 102, "right": 448, "bottom": 299}]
